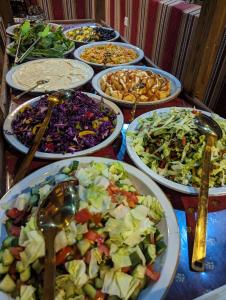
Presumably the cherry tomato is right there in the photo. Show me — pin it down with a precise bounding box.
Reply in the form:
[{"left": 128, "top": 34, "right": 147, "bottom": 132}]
[
  {"left": 75, "top": 208, "right": 91, "bottom": 224},
  {"left": 6, "top": 208, "right": 22, "bottom": 219},
  {"left": 145, "top": 264, "right": 160, "bottom": 281},
  {"left": 9, "top": 225, "right": 21, "bottom": 237},
  {"left": 56, "top": 246, "right": 73, "bottom": 265}
]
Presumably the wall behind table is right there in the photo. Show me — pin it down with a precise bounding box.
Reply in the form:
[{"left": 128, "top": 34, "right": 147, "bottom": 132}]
[
  {"left": 27, "top": 0, "right": 95, "bottom": 20},
  {"left": 105, "top": 0, "right": 201, "bottom": 83}
]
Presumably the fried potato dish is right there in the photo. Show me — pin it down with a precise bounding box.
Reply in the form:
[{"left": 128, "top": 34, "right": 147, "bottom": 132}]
[{"left": 100, "top": 69, "right": 171, "bottom": 102}]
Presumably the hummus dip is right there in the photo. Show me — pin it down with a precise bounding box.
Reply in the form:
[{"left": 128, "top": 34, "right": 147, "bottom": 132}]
[{"left": 12, "top": 59, "right": 93, "bottom": 91}]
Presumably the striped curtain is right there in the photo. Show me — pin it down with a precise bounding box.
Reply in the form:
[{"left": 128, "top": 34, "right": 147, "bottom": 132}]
[
  {"left": 0, "top": 16, "right": 6, "bottom": 51},
  {"left": 27, "top": 0, "right": 94, "bottom": 20},
  {"left": 203, "top": 27, "right": 226, "bottom": 110},
  {"left": 105, "top": 0, "right": 201, "bottom": 82}
]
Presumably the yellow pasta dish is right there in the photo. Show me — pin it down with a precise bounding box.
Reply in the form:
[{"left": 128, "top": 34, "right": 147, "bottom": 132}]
[
  {"left": 80, "top": 44, "right": 138, "bottom": 65},
  {"left": 100, "top": 69, "right": 171, "bottom": 102}
]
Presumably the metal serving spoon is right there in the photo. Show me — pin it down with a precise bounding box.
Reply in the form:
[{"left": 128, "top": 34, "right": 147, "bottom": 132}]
[
  {"left": 13, "top": 93, "right": 64, "bottom": 185},
  {"left": 37, "top": 179, "right": 80, "bottom": 300},
  {"left": 191, "top": 113, "right": 222, "bottom": 272},
  {"left": 14, "top": 80, "right": 49, "bottom": 100}
]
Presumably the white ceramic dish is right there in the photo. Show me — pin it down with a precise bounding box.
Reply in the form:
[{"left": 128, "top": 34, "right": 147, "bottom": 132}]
[
  {"left": 6, "top": 41, "right": 75, "bottom": 59},
  {"left": 3, "top": 92, "right": 123, "bottom": 160},
  {"left": 73, "top": 41, "right": 144, "bottom": 68},
  {"left": 6, "top": 58, "right": 94, "bottom": 92},
  {"left": 126, "top": 107, "right": 226, "bottom": 196},
  {"left": 92, "top": 65, "right": 182, "bottom": 107},
  {"left": 6, "top": 22, "right": 62, "bottom": 36},
  {"left": 0, "top": 156, "right": 180, "bottom": 300},
  {"left": 63, "top": 25, "right": 120, "bottom": 46}
]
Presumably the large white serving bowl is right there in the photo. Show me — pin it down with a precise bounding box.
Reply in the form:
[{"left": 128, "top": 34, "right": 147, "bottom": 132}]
[
  {"left": 0, "top": 156, "right": 180, "bottom": 300},
  {"left": 126, "top": 107, "right": 226, "bottom": 196},
  {"left": 73, "top": 41, "right": 144, "bottom": 68},
  {"left": 3, "top": 92, "right": 124, "bottom": 160},
  {"left": 92, "top": 65, "right": 182, "bottom": 107},
  {"left": 6, "top": 58, "right": 94, "bottom": 93}
]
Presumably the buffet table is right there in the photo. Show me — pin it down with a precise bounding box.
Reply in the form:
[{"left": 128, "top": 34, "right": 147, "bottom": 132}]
[{"left": 1, "top": 20, "right": 226, "bottom": 300}]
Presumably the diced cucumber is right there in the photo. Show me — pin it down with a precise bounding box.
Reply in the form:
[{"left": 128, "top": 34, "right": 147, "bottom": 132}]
[
  {"left": 77, "top": 239, "right": 91, "bottom": 256},
  {"left": 76, "top": 234, "right": 83, "bottom": 241},
  {"left": 65, "top": 280, "right": 75, "bottom": 298},
  {"left": 95, "top": 277, "right": 103, "bottom": 289},
  {"left": 0, "top": 249, "right": 4, "bottom": 263},
  {"left": 32, "top": 259, "right": 43, "bottom": 274},
  {"left": 3, "top": 249, "right": 14, "bottom": 266},
  {"left": 0, "top": 263, "right": 9, "bottom": 274},
  {"left": 156, "top": 240, "right": 167, "bottom": 255},
  {"left": 30, "top": 194, "right": 39, "bottom": 206},
  {"left": 83, "top": 283, "right": 96, "bottom": 299},
  {"left": 155, "top": 229, "right": 164, "bottom": 242},
  {"left": 130, "top": 286, "right": 141, "bottom": 300},
  {"left": 132, "top": 265, "right": 146, "bottom": 280},
  {"left": 70, "top": 161, "right": 79, "bottom": 171},
  {"left": 31, "top": 186, "right": 40, "bottom": 195},
  {"left": 130, "top": 251, "right": 142, "bottom": 267},
  {"left": 0, "top": 274, "right": 16, "bottom": 293},
  {"left": 2, "top": 236, "right": 19, "bottom": 248},
  {"left": 146, "top": 244, "right": 156, "bottom": 264},
  {"left": 5, "top": 219, "right": 13, "bottom": 234},
  {"left": 62, "top": 166, "right": 71, "bottom": 174},
  {"left": 16, "top": 261, "right": 25, "bottom": 273},
  {"left": 20, "top": 267, "right": 31, "bottom": 282}
]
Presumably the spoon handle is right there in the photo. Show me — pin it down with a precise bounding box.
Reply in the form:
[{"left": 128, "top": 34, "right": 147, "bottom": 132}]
[
  {"left": 13, "top": 101, "right": 54, "bottom": 185},
  {"left": 191, "top": 134, "right": 216, "bottom": 271},
  {"left": 43, "top": 230, "right": 58, "bottom": 300},
  {"left": 14, "top": 83, "right": 38, "bottom": 100}
]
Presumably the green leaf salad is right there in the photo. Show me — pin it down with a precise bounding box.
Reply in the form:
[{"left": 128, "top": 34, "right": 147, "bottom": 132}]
[
  {"left": 8, "top": 21, "right": 74, "bottom": 61},
  {"left": 0, "top": 161, "right": 166, "bottom": 300},
  {"left": 127, "top": 108, "right": 226, "bottom": 187}
]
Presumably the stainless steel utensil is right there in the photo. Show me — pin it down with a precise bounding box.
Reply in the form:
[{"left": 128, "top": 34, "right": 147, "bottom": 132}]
[
  {"left": 14, "top": 80, "right": 49, "bottom": 100},
  {"left": 37, "top": 179, "right": 79, "bottom": 300},
  {"left": 192, "top": 113, "right": 222, "bottom": 272}
]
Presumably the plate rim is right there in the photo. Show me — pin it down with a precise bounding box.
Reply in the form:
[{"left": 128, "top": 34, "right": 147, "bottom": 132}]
[
  {"left": 92, "top": 65, "right": 182, "bottom": 107},
  {"left": 73, "top": 41, "right": 144, "bottom": 68},
  {"left": 5, "top": 58, "right": 94, "bottom": 93},
  {"left": 3, "top": 92, "right": 124, "bottom": 160},
  {"left": 0, "top": 156, "right": 180, "bottom": 300},
  {"left": 63, "top": 25, "right": 120, "bottom": 44},
  {"left": 126, "top": 106, "right": 226, "bottom": 196}
]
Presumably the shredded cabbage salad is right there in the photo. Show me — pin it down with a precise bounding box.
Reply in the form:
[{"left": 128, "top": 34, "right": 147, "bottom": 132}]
[
  {"left": 12, "top": 92, "right": 117, "bottom": 154},
  {"left": 128, "top": 108, "right": 226, "bottom": 187},
  {"left": 0, "top": 161, "right": 165, "bottom": 300}
]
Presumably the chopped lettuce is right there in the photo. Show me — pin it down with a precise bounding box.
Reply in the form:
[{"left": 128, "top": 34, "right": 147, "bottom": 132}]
[{"left": 65, "top": 260, "right": 89, "bottom": 288}]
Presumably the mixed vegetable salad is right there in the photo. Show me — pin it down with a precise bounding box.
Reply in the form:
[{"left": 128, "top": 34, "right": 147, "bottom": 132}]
[
  {"left": 0, "top": 161, "right": 166, "bottom": 300},
  {"left": 128, "top": 108, "right": 226, "bottom": 187},
  {"left": 65, "top": 27, "right": 116, "bottom": 43},
  {"left": 12, "top": 92, "right": 117, "bottom": 154},
  {"left": 8, "top": 21, "right": 74, "bottom": 61}
]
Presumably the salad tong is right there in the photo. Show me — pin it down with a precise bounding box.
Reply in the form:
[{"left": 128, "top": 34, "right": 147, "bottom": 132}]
[{"left": 191, "top": 113, "right": 222, "bottom": 271}]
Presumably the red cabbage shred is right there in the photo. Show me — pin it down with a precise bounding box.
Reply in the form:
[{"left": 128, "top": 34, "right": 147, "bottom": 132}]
[{"left": 12, "top": 92, "right": 117, "bottom": 153}]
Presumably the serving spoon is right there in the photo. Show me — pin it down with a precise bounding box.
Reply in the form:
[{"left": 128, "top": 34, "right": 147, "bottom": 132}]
[
  {"left": 13, "top": 92, "right": 65, "bottom": 185},
  {"left": 14, "top": 79, "right": 49, "bottom": 100},
  {"left": 37, "top": 179, "right": 80, "bottom": 300},
  {"left": 191, "top": 113, "right": 222, "bottom": 272}
]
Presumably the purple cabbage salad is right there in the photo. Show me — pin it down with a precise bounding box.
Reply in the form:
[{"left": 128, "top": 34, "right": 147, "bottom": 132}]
[{"left": 12, "top": 91, "right": 117, "bottom": 153}]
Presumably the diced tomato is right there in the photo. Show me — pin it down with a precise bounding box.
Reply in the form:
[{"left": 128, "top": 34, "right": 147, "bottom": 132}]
[
  {"left": 98, "top": 244, "right": 110, "bottom": 256},
  {"left": 107, "top": 183, "right": 138, "bottom": 207},
  {"left": 75, "top": 208, "right": 91, "bottom": 224},
  {"left": 91, "top": 213, "right": 102, "bottom": 225},
  {"left": 56, "top": 246, "right": 73, "bottom": 265},
  {"left": 84, "top": 230, "right": 104, "bottom": 244},
  {"left": 94, "top": 290, "right": 105, "bottom": 300},
  {"left": 145, "top": 264, "right": 160, "bottom": 281},
  {"left": 10, "top": 247, "right": 24, "bottom": 260},
  {"left": 44, "top": 142, "right": 55, "bottom": 152},
  {"left": 84, "top": 250, "right": 91, "bottom": 264},
  {"left": 121, "top": 266, "right": 131, "bottom": 273},
  {"left": 182, "top": 136, "right": 186, "bottom": 146},
  {"left": 9, "top": 225, "right": 21, "bottom": 237},
  {"left": 6, "top": 208, "right": 22, "bottom": 219},
  {"left": 122, "top": 191, "right": 138, "bottom": 208},
  {"left": 13, "top": 210, "right": 27, "bottom": 225}
]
